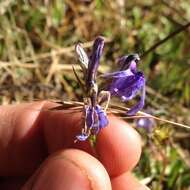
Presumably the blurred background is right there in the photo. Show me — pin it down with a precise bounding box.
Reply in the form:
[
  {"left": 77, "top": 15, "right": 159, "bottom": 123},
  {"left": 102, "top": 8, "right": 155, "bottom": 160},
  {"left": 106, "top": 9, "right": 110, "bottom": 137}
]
[{"left": 0, "top": 0, "right": 190, "bottom": 189}]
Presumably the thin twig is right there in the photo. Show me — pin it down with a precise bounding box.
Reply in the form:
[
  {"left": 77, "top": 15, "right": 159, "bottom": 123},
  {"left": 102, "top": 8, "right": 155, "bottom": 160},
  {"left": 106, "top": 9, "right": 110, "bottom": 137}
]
[
  {"left": 40, "top": 101, "right": 190, "bottom": 129},
  {"left": 109, "top": 103, "right": 190, "bottom": 129},
  {"left": 121, "top": 113, "right": 190, "bottom": 129},
  {"left": 141, "top": 21, "right": 190, "bottom": 57}
]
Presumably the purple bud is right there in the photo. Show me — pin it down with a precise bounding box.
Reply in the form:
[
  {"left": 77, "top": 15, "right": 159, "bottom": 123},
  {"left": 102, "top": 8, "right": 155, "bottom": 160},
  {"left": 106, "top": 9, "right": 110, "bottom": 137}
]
[
  {"left": 136, "top": 117, "right": 155, "bottom": 132},
  {"left": 87, "top": 36, "right": 104, "bottom": 88}
]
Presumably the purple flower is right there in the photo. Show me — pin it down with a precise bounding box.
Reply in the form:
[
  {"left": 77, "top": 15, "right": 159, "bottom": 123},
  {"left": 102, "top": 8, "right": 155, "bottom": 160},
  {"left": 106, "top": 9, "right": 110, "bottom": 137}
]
[
  {"left": 136, "top": 117, "right": 155, "bottom": 132},
  {"left": 76, "top": 105, "right": 108, "bottom": 141},
  {"left": 103, "top": 54, "right": 146, "bottom": 115},
  {"left": 75, "top": 37, "right": 108, "bottom": 141}
]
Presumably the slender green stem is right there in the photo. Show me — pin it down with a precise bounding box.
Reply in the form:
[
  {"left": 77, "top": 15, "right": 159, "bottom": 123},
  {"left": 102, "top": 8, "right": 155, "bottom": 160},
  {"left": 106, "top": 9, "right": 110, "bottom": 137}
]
[{"left": 141, "top": 21, "right": 190, "bottom": 57}]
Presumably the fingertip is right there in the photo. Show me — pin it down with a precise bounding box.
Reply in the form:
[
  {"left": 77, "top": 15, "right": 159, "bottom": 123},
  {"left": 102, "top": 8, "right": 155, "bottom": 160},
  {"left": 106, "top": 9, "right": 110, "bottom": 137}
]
[
  {"left": 23, "top": 149, "right": 111, "bottom": 190},
  {"left": 96, "top": 116, "right": 142, "bottom": 177},
  {"left": 59, "top": 149, "right": 111, "bottom": 190}
]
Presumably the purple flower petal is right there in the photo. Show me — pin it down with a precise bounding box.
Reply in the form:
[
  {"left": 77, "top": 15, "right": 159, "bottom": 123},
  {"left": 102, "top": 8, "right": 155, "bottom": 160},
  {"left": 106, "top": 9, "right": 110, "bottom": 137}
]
[
  {"left": 109, "top": 72, "right": 145, "bottom": 100},
  {"left": 87, "top": 36, "right": 104, "bottom": 87},
  {"left": 95, "top": 105, "right": 109, "bottom": 129},
  {"left": 136, "top": 117, "right": 155, "bottom": 132},
  {"left": 127, "top": 81, "right": 145, "bottom": 115},
  {"left": 102, "top": 69, "right": 133, "bottom": 79},
  {"left": 118, "top": 54, "right": 140, "bottom": 71},
  {"left": 104, "top": 54, "right": 146, "bottom": 115},
  {"left": 129, "top": 61, "right": 137, "bottom": 73},
  {"left": 86, "top": 106, "right": 97, "bottom": 129},
  {"left": 122, "top": 72, "right": 145, "bottom": 99},
  {"left": 86, "top": 105, "right": 108, "bottom": 130},
  {"left": 76, "top": 133, "right": 89, "bottom": 141}
]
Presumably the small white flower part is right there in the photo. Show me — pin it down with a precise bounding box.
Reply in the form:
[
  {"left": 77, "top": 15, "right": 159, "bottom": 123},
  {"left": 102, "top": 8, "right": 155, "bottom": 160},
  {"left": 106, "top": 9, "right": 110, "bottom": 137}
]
[
  {"left": 114, "top": 88, "right": 118, "bottom": 92},
  {"left": 121, "top": 96, "right": 127, "bottom": 101},
  {"left": 138, "top": 118, "right": 146, "bottom": 126},
  {"left": 75, "top": 43, "right": 89, "bottom": 69}
]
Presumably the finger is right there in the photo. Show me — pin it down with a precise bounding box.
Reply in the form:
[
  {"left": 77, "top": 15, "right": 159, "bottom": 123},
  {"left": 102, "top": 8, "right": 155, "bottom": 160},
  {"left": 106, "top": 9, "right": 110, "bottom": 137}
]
[
  {"left": 22, "top": 149, "right": 111, "bottom": 190},
  {"left": 96, "top": 116, "right": 142, "bottom": 177},
  {"left": 0, "top": 101, "right": 47, "bottom": 176},
  {"left": 0, "top": 101, "right": 93, "bottom": 176},
  {"left": 111, "top": 172, "right": 150, "bottom": 190}
]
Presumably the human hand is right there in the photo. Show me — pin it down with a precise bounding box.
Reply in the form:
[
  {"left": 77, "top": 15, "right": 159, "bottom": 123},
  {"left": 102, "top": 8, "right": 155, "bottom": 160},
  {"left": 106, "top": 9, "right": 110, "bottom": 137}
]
[{"left": 0, "top": 101, "right": 149, "bottom": 190}]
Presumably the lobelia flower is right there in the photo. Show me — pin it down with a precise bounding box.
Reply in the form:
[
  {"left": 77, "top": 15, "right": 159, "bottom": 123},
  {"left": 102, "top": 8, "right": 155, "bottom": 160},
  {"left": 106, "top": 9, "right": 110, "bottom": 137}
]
[
  {"left": 76, "top": 105, "right": 108, "bottom": 141},
  {"left": 75, "top": 36, "right": 109, "bottom": 141},
  {"left": 102, "top": 54, "right": 146, "bottom": 115},
  {"left": 136, "top": 117, "right": 156, "bottom": 132},
  {"left": 136, "top": 109, "right": 156, "bottom": 132}
]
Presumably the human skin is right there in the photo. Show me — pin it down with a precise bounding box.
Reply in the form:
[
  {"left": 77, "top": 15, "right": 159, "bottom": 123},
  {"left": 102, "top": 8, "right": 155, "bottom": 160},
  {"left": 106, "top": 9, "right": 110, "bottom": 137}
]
[{"left": 0, "top": 101, "right": 149, "bottom": 190}]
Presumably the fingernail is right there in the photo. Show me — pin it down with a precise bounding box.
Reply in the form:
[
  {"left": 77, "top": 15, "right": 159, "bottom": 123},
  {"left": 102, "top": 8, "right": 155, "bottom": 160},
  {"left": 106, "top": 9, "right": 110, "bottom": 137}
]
[
  {"left": 30, "top": 157, "right": 91, "bottom": 190},
  {"left": 23, "top": 149, "right": 111, "bottom": 190}
]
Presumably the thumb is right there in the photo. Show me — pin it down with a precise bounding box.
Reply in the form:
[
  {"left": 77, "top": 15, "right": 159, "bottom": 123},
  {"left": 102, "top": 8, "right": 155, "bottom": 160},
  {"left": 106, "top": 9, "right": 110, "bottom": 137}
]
[{"left": 22, "top": 149, "right": 111, "bottom": 190}]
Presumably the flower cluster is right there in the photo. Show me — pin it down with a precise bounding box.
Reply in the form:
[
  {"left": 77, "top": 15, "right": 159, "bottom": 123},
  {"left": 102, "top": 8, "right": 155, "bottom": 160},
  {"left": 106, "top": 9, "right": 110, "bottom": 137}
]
[
  {"left": 75, "top": 37, "right": 109, "bottom": 141},
  {"left": 75, "top": 36, "right": 146, "bottom": 141}
]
